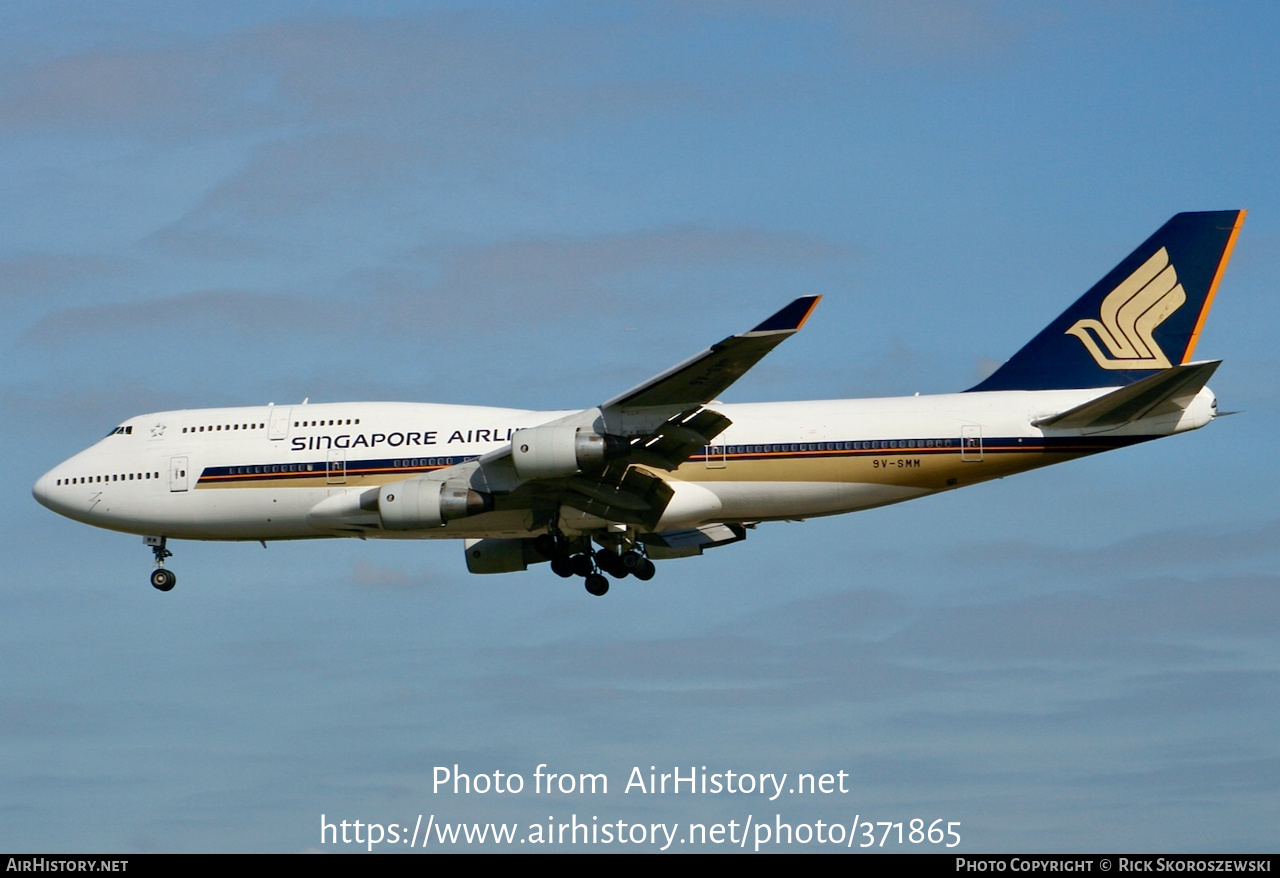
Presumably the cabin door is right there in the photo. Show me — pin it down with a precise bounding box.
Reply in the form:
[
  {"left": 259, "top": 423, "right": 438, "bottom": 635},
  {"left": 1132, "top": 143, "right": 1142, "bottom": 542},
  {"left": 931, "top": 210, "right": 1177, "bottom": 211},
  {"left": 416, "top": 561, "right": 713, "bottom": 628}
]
[{"left": 169, "top": 456, "right": 189, "bottom": 492}]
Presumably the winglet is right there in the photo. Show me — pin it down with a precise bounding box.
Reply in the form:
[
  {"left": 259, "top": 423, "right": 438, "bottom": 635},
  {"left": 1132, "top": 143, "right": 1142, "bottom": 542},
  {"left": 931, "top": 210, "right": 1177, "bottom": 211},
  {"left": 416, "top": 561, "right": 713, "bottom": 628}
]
[
  {"left": 750, "top": 295, "right": 822, "bottom": 334},
  {"left": 603, "top": 296, "right": 822, "bottom": 410}
]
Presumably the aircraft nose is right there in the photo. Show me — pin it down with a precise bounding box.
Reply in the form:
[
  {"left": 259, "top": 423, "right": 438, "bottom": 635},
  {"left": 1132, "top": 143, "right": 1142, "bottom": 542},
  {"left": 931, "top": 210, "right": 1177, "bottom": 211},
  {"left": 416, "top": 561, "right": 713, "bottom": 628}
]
[
  {"left": 32, "top": 469, "right": 55, "bottom": 511},
  {"left": 33, "top": 467, "right": 75, "bottom": 518}
]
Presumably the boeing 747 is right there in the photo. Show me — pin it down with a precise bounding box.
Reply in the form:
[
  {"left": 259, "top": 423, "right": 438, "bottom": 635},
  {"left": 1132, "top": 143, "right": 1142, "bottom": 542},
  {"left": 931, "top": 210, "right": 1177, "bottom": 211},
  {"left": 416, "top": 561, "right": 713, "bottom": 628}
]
[{"left": 33, "top": 211, "right": 1245, "bottom": 595}]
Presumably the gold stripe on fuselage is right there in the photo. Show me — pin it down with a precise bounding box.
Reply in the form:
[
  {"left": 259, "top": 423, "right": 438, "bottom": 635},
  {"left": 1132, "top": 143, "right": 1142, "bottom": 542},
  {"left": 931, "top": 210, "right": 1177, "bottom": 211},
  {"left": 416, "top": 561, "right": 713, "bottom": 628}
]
[
  {"left": 194, "top": 447, "right": 1106, "bottom": 495},
  {"left": 674, "top": 447, "right": 1097, "bottom": 491}
]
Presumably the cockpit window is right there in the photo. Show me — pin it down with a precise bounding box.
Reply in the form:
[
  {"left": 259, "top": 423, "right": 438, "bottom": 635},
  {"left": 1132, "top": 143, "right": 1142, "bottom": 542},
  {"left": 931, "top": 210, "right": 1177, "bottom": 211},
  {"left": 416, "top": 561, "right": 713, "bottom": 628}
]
[{"left": 105, "top": 425, "right": 133, "bottom": 437}]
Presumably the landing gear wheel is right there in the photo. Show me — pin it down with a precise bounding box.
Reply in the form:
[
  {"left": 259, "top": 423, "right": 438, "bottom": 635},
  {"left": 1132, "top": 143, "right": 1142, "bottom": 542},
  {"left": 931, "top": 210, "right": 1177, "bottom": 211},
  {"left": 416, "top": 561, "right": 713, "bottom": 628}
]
[
  {"left": 584, "top": 573, "right": 609, "bottom": 596},
  {"left": 550, "top": 554, "right": 575, "bottom": 578},
  {"left": 594, "top": 549, "right": 627, "bottom": 579},
  {"left": 146, "top": 537, "right": 175, "bottom": 592},
  {"left": 570, "top": 553, "right": 595, "bottom": 577},
  {"left": 633, "top": 559, "right": 656, "bottom": 581}
]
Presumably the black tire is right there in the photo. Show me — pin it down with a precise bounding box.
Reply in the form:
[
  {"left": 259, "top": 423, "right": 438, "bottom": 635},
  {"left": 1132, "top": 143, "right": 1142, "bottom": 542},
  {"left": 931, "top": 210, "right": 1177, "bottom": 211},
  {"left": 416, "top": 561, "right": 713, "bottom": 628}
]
[
  {"left": 633, "top": 559, "right": 656, "bottom": 581},
  {"left": 584, "top": 574, "right": 609, "bottom": 596},
  {"left": 570, "top": 553, "right": 595, "bottom": 577},
  {"left": 150, "top": 568, "right": 176, "bottom": 592},
  {"left": 550, "top": 554, "right": 575, "bottom": 578},
  {"left": 620, "top": 550, "right": 643, "bottom": 570},
  {"left": 594, "top": 549, "right": 627, "bottom": 579}
]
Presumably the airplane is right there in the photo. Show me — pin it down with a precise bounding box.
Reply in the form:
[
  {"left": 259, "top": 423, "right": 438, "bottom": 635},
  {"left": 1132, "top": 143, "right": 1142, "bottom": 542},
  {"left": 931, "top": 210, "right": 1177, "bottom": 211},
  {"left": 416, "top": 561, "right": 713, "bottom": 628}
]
[{"left": 32, "top": 210, "right": 1245, "bottom": 596}]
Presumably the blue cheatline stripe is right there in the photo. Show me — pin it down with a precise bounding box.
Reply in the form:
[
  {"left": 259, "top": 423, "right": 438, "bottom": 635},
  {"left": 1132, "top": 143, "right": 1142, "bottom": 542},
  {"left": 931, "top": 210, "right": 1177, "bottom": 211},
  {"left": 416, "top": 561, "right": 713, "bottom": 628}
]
[
  {"left": 197, "top": 455, "right": 479, "bottom": 484},
  {"left": 693, "top": 435, "right": 1148, "bottom": 461},
  {"left": 195, "top": 437, "right": 1154, "bottom": 486}
]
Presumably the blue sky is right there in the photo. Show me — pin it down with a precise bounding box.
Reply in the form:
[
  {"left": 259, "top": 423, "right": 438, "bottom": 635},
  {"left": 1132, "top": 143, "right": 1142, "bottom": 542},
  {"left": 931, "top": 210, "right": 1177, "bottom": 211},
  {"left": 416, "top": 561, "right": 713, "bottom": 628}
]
[{"left": 3, "top": 1, "right": 1278, "bottom": 852}]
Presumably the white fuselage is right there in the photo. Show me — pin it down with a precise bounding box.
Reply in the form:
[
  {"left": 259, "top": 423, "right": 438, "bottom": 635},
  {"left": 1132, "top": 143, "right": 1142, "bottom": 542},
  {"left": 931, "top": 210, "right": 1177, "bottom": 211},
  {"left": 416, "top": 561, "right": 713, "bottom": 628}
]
[{"left": 32, "top": 386, "right": 1216, "bottom": 543}]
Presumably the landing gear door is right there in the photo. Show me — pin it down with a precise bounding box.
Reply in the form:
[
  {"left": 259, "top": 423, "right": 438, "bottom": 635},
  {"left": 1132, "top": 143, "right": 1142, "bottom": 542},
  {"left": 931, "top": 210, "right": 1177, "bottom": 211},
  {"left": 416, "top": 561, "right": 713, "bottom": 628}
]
[{"left": 169, "top": 456, "right": 189, "bottom": 492}]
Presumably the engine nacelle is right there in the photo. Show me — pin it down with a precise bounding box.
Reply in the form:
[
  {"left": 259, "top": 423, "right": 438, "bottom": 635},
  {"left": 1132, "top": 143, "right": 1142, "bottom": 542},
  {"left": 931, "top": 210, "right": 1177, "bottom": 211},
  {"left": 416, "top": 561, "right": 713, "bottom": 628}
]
[
  {"left": 463, "top": 538, "right": 546, "bottom": 574},
  {"left": 378, "top": 478, "right": 492, "bottom": 531},
  {"left": 511, "top": 426, "right": 610, "bottom": 479}
]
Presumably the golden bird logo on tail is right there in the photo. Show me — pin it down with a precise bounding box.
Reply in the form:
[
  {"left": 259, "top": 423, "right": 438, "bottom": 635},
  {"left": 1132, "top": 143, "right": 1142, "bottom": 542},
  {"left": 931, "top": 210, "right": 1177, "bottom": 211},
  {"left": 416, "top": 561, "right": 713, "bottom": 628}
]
[{"left": 1065, "top": 247, "right": 1184, "bottom": 370}]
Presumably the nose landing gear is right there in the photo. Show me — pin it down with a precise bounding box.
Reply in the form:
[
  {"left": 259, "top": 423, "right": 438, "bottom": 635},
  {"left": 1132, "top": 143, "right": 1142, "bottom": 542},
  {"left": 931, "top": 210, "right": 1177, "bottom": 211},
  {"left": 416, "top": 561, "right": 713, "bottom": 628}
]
[
  {"left": 144, "top": 536, "right": 176, "bottom": 592},
  {"left": 150, "top": 568, "right": 176, "bottom": 591}
]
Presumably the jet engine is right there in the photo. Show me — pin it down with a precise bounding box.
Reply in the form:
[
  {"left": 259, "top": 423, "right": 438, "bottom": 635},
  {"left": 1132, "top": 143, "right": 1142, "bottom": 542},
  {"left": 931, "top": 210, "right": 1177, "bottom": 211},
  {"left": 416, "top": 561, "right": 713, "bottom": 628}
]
[
  {"left": 511, "top": 426, "right": 620, "bottom": 479},
  {"left": 378, "top": 478, "right": 492, "bottom": 530}
]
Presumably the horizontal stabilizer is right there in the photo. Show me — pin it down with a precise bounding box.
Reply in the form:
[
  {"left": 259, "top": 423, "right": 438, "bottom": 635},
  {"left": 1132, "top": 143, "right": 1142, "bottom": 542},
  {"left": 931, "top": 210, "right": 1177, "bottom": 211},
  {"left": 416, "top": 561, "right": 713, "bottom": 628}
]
[{"left": 1033, "top": 360, "right": 1220, "bottom": 432}]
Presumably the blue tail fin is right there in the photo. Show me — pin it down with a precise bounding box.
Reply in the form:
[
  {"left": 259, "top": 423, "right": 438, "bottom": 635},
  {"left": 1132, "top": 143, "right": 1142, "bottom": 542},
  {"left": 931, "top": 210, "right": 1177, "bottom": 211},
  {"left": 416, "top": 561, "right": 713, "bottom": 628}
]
[{"left": 969, "top": 210, "right": 1245, "bottom": 392}]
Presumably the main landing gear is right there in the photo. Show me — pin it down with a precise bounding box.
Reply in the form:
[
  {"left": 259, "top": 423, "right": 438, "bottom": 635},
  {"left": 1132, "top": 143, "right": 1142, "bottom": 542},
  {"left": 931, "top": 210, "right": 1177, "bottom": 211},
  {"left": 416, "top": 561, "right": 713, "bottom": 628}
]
[
  {"left": 534, "top": 532, "right": 656, "bottom": 597},
  {"left": 145, "top": 536, "right": 176, "bottom": 592}
]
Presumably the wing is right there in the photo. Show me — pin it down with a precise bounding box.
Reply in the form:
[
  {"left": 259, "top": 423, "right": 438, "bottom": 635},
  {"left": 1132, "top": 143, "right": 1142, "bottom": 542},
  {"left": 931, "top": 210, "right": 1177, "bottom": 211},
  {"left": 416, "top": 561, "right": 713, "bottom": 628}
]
[
  {"left": 492, "top": 296, "right": 821, "bottom": 528},
  {"left": 310, "top": 297, "right": 821, "bottom": 537},
  {"left": 602, "top": 296, "right": 821, "bottom": 409}
]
